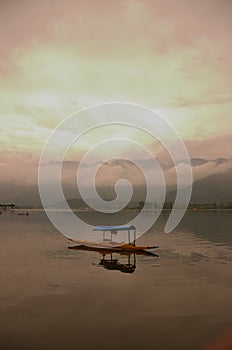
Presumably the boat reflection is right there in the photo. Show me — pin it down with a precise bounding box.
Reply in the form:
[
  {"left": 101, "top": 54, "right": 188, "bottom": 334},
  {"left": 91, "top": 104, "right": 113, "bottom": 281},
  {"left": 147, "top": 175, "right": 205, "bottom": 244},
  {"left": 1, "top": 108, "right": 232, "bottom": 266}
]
[
  {"left": 98, "top": 253, "right": 136, "bottom": 273},
  {"left": 68, "top": 245, "right": 158, "bottom": 274}
]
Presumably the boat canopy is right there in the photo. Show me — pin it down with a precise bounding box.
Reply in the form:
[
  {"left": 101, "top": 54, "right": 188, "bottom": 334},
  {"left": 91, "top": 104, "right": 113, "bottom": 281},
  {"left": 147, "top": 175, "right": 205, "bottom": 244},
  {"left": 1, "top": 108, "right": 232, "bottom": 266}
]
[{"left": 92, "top": 225, "right": 136, "bottom": 232}]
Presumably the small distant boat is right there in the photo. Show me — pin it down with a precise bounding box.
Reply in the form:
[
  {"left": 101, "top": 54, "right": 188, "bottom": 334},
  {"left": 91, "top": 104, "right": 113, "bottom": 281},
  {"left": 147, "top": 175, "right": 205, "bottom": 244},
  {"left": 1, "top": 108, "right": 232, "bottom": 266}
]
[
  {"left": 69, "top": 225, "right": 158, "bottom": 252},
  {"left": 18, "top": 211, "right": 29, "bottom": 216}
]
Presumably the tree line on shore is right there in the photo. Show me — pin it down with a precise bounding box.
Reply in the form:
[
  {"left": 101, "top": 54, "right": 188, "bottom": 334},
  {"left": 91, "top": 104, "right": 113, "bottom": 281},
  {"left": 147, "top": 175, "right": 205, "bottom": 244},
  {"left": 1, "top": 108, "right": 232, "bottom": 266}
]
[{"left": 1, "top": 201, "right": 232, "bottom": 210}]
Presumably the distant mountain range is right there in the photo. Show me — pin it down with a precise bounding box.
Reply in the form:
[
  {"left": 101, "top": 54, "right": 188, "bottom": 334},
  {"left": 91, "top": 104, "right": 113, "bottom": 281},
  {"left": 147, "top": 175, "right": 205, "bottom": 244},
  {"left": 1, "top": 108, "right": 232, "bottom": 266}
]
[
  {"left": 166, "top": 170, "right": 232, "bottom": 203},
  {"left": 2, "top": 158, "right": 232, "bottom": 206},
  {"left": 191, "top": 171, "right": 232, "bottom": 202},
  {"left": 59, "top": 169, "right": 232, "bottom": 208},
  {"left": 23, "top": 169, "right": 232, "bottom": 207}
]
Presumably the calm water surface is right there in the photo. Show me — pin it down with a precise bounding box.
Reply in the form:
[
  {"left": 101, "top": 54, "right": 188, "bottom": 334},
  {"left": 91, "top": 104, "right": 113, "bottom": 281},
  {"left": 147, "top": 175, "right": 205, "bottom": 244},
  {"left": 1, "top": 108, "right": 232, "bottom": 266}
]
[{"left": 0, "top": 210, "right": 231, "bottom": 350}]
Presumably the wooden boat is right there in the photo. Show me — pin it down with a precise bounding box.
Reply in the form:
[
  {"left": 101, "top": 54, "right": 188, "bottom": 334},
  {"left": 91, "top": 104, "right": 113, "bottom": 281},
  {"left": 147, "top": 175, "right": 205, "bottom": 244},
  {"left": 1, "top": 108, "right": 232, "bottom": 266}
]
[
  {"left": 68, "top": 225, "right": 158, "bottom": 252},
  {"left": 69, "top": 244, "right": 158, "bottom": 257}
]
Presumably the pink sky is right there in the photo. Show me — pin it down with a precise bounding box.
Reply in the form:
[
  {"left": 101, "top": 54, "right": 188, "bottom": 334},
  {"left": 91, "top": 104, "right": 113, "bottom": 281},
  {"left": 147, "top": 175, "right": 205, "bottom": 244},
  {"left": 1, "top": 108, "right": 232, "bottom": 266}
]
[{"left": 0, "top": 0, "right": 231, "bottom": 202}]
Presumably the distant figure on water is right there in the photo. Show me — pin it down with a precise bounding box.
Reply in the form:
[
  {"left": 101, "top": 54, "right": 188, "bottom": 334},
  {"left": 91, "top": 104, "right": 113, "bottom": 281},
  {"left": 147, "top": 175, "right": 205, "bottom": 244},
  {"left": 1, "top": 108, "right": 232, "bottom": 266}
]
[{"left": 18, "top": 211, "right": 29, "bottom": 216}]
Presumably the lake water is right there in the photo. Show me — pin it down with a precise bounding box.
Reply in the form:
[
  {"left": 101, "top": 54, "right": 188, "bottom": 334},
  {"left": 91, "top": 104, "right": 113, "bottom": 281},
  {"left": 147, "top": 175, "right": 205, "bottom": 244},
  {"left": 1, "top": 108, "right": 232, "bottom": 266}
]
[{"left": 0, "top": 210, "right": 232, "bottom": 350}]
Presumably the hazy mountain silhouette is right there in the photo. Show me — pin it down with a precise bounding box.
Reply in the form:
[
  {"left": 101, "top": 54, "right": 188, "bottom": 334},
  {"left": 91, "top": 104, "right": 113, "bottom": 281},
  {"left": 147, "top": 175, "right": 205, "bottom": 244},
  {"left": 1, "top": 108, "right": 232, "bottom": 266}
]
[
  {"left": 1, "top": 159, "right": 232, "bottom": 206},
  {"left": 191, "top": 171, "right": 232, "bottom": 202},
  {"left": 166, "top": 170, "right": 232, "bottom": 203}
]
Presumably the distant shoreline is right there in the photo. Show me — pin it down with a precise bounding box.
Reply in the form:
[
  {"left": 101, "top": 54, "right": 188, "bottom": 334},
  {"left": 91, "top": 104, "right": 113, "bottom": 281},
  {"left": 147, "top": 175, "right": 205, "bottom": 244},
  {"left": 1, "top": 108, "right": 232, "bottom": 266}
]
[{"left": 9, "top": 208, "right": 232, "bottom": 213}]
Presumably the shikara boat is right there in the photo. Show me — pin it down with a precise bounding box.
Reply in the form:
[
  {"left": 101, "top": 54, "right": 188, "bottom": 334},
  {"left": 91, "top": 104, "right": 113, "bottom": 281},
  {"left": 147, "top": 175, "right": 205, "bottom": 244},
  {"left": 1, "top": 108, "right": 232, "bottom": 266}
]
[{"left": 68, "top": 225, "right": 158, "bottom": 253}]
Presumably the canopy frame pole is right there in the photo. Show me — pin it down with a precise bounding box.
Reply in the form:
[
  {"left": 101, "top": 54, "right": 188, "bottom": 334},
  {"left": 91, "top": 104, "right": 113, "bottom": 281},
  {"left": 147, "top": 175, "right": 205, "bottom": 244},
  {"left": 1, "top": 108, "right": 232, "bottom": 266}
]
[
  {"left": 133, "top": 228, "right": 136, "bottom": 246},
  {"left": 133, "top": 253, "right": 136, "bottom": 267},
  {"left": 128, "top": 229, "right": 130, "bottom": 244}
]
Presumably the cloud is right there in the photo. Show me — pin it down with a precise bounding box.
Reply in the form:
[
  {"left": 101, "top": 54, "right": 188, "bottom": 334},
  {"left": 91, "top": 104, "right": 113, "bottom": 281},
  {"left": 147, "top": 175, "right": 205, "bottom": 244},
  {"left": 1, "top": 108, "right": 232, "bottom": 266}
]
[
  {"left": 0, "top": 0, "right": 232, "bottom": 204},
  {"left": 176, "top": 94, "right": 232, "bottom": 108},
  {"left": 156, "top": 134, "right": 232, "bottom": 163},
  {"left": 1, "top": 0, "right": 232, "bottom": 55},
  {"left": 185, "top": 134, "right": 232, "bottom": 159},
  {"left": 1, "top": 0, "right": 232, "bottom": 150}
]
